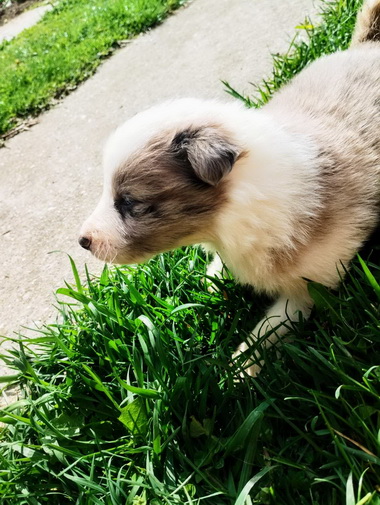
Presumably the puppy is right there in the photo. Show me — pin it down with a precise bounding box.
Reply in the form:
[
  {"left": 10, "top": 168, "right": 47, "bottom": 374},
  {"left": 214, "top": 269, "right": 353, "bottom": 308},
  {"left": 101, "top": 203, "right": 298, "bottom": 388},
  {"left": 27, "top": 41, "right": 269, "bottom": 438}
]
[{"left": 80, "top": 0, "right": 380, "bottom": 375}]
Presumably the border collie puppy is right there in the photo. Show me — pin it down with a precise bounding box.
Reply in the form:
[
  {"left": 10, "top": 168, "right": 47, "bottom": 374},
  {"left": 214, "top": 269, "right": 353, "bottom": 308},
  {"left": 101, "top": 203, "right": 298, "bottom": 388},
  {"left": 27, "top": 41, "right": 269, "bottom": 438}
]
[{"left": 80, "top": 0, "right": 380, "bottom": 375}]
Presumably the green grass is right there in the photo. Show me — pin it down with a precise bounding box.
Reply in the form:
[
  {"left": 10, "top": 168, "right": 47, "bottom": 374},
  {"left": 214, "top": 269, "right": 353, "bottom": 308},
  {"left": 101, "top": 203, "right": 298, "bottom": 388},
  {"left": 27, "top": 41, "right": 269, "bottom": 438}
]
[
  {"left": 1, "top": 0, "right": 380, "bottom": 504},
  {"left": 223, "top": 0, "right": 358, "bottom": 107},
  {"left": 0, "top": 0, "right": 185, "bottom": 136}
]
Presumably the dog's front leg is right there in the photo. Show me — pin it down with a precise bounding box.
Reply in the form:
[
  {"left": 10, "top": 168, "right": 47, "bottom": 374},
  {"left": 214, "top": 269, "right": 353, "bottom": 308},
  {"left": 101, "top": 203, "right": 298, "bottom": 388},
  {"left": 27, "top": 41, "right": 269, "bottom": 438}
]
[{"left": 233, "top": 291, "right": 312, "bottom": 377}]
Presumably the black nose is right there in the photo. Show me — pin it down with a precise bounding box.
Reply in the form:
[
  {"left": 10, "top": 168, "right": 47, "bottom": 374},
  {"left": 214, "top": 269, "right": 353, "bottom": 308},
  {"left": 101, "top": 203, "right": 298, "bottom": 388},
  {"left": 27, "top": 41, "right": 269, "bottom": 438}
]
[{"left": 79, "top": 236, "right": 92, "bottom": 250}]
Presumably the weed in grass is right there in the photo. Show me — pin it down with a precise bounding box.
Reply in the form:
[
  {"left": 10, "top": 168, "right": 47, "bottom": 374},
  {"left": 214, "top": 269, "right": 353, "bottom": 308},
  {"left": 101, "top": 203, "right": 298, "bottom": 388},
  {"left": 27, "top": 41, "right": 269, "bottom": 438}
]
[{"left": 1, "top": 0, "right": 380, "bottom": 504}]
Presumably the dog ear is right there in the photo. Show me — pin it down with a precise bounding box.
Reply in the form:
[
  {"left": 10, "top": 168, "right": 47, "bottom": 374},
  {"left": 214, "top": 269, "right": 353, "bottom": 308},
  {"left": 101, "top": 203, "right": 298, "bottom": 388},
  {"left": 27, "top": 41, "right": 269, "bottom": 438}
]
[{"left": 172, "top": 127, "right": 240, "bottom": 186}]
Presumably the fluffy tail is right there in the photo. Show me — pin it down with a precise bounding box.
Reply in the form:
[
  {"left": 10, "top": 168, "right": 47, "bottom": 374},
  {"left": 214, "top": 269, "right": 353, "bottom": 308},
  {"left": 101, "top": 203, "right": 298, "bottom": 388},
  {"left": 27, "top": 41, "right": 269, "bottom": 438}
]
[{"left": 351, "top": 0, "right": 380, "bottom": 45}]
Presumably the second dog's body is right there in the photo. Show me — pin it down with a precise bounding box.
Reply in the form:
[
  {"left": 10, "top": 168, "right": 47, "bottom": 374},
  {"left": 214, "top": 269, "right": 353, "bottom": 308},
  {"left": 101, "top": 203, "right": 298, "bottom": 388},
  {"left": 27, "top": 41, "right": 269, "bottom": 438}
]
[{"left": 80, "top": 1, "right": 380, "bottom": 374}]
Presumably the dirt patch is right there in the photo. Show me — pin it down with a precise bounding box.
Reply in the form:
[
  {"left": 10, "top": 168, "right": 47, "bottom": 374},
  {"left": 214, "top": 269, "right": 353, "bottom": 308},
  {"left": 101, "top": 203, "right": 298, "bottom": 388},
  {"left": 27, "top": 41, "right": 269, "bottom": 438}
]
[{"left": 0, "top": 0, "right": 41, "bottom": 26}]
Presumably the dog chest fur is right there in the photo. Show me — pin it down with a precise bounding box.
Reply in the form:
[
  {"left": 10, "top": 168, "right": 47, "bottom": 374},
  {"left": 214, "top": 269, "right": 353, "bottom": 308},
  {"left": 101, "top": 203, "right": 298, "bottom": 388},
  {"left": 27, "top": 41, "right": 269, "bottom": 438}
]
[{"left": 209, "top": 45, "right": 380, "bottom": 296}]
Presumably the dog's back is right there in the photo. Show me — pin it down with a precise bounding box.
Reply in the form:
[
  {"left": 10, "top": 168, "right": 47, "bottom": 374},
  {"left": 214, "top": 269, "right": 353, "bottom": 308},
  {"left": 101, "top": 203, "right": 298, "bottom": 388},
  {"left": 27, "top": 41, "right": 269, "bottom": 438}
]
[
  {"left": 268, "top": 0, "right": 380, "bottom": 163},
  {"left": 261, "top": 3, "right": 380, "bottom": 287}
]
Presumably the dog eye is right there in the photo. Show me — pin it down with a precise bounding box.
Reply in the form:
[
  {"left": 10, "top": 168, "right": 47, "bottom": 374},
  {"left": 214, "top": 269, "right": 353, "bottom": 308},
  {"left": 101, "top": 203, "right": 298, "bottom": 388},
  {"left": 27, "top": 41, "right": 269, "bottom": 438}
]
[
  {"left": 114, "top": 196, "right": 138, "bottom": 217},
  {"left": 114, "top": 195, "right": 153, "bottom": 218}
]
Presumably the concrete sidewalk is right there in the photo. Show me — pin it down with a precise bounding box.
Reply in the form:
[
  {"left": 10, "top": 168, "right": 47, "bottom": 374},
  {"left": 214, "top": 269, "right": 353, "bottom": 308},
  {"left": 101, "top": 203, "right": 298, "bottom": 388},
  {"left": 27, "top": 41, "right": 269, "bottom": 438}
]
[
  {"left": 0, "top": 4, "right": 52, "bottom": 42},
  {"left": 0, "top": 0, "right": 318, "bottom": 367}
]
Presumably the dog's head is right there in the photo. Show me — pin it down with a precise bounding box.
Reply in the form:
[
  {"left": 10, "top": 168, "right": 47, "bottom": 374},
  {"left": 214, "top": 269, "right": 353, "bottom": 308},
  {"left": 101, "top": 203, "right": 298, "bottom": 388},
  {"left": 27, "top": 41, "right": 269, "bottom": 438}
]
[{"left": 79, "top": 99, "right": 244, "bottom": 264}]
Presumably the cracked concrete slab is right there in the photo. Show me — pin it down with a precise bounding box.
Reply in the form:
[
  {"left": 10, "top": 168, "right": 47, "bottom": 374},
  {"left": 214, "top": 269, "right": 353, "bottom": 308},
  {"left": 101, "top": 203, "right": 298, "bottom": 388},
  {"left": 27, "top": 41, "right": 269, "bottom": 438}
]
[{"left": 0, "top": 0, "right": 319, "bottom": 379}]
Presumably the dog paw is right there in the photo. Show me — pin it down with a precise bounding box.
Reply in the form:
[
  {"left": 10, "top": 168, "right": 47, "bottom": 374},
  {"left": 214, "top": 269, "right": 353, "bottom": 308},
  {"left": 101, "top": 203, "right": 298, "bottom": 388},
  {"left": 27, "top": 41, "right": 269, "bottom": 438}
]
[
  {"left": 204, "top": 277, "right": 220, "bottom": 293},
  {"left": 231, "top": 345, "right": 262, "bottom": 378}
]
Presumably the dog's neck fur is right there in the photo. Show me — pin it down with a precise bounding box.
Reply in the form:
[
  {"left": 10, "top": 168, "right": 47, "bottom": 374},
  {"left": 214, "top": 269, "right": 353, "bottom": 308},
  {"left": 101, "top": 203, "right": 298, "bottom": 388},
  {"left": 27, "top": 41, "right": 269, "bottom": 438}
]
[{"left": 206, "top": 109, "right": 322, "bottom": 295}]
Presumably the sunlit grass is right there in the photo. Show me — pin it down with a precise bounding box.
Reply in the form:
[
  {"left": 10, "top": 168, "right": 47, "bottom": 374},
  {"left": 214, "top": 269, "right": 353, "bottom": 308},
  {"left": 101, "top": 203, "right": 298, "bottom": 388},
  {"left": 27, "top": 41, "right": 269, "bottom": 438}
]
[
  {"left": 1, "top": 246, "right": 380, "bottom": 504},
  {"left": 0, "top": 0, "right": 185, "bottom": 136}
]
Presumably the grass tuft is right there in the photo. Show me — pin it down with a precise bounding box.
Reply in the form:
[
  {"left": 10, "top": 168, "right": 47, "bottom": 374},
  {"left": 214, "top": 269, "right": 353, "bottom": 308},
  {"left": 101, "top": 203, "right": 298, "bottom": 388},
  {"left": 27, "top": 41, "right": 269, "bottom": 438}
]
[
  {"left": 223, "top": 0, "right": 360, "bottom": 108},
  {"left": 1, "top": 246, "right": 380, "bottom": 504}
]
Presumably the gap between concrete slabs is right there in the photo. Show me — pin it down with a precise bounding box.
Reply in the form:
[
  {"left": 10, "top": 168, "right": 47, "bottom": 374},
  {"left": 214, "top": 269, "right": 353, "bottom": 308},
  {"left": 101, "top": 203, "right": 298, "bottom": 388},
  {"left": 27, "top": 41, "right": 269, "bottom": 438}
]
[{"left": 0, "top": 0, "right": 319, "bottom": 379}]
